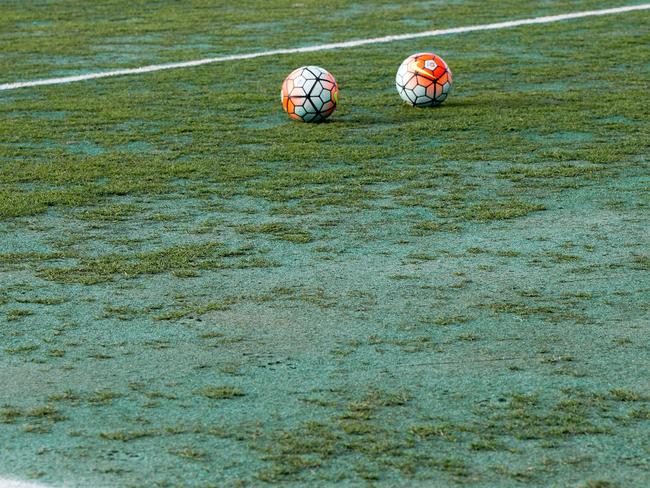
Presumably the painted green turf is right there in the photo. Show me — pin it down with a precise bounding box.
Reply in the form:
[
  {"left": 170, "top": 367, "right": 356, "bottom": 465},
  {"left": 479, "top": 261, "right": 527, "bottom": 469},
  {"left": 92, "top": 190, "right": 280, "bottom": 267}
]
[{"left": 1, "top": 1, "right": 649, "bottom": 487}]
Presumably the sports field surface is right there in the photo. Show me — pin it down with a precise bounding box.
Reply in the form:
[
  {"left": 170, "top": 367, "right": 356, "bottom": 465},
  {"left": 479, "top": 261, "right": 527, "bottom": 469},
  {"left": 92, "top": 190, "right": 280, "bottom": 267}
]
[{"left": 1, "top": 1, "right": 649, "bottom": 487}]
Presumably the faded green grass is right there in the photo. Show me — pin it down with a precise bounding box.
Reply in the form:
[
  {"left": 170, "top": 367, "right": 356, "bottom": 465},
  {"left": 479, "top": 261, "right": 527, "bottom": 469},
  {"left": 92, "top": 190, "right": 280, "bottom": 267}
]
[
  {"left": 0, "top": 2, "right": 649, "bottom": 488},
  {"left": 39, "top": 242, "right": 275, "bottom": 284},
  {"left": 0, "top": 0, "right": 638, "bottom": 83},
  {"left": 2, "top": 30, "right": 647, "bottom": 227}
]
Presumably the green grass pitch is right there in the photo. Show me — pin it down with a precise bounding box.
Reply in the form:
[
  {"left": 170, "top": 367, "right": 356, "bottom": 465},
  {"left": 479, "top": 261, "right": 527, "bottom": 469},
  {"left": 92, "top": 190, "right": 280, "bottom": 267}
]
[{"left": 1, "top": 1, "right": 649, "bottom": 486}]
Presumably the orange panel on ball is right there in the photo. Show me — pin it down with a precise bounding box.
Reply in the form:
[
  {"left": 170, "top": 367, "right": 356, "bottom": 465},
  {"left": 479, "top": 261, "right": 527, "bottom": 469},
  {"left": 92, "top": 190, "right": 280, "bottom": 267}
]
[
  {"left": 396, "top": 52, "right": 452, "bottom": 107},
  {"left": 416, "top": 75, "right": 434, "bottom": 87},
  {"left": 281, "top": 66, "right": 339, "bottom": 122},
  {"left": 435, "top": 82, "right": 443, "bottom": 98},
  {"left": 405, "top": 76, "right": 419, "bottom": 89}
]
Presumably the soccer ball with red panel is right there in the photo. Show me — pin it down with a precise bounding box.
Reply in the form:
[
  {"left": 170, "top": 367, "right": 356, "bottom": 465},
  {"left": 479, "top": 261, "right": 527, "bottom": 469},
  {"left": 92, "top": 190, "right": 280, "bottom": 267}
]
[
  {"left": 396, "top": 53, "right": 452, "bottom": 107},
  {"left": 281, "top": 66, "right": 339, "bottom": 122}
]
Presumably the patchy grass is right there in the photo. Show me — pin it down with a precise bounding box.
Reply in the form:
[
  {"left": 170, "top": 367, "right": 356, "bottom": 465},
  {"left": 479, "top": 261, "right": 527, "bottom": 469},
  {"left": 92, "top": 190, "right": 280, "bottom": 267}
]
[
  {"left": 198, "top": 386, "right": 245, "bottom": 400},
  {"left": 0, "top": 1, "right": 648, "bottom": 487},
  {"left": 238, "top": 222, "right": 314, "bottom": 243},
  {"left": 5, "top": 308, "right": 34, "bottom": 321},
  {"left": 38, "top": 242, "right": 274, "bottom": 284},
  {"left": 460, "top": 200, "right": 545, "bottom": 222}
]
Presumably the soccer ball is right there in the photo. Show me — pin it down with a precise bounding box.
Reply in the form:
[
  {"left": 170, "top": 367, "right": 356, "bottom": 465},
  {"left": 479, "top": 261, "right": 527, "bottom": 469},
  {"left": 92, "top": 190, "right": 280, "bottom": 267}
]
[
  {"left": 396, "top": 53, "right": 452, "bottom": 107},
  {"left": 281, "top": 66, "right": 339, "bottom": 122}
]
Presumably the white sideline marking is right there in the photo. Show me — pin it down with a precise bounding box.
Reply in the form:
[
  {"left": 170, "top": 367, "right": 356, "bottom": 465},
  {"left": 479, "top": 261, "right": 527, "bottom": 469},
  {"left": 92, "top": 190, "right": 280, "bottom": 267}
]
[
  {"left": 0, "top": 479, "right": 53, "bottom": 488},
  {"left": 1, "top": 3, "right": 649, "bottom": 91}
]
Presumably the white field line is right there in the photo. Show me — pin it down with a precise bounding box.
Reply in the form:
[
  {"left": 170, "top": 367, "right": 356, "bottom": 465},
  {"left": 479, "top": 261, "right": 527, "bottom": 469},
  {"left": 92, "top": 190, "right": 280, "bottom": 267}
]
[
  {"left": 0, "top": 479, "right": 53, "bottom": 488},
  {"left": 1, "top": 3, "right": 649, "bottom": 91}
]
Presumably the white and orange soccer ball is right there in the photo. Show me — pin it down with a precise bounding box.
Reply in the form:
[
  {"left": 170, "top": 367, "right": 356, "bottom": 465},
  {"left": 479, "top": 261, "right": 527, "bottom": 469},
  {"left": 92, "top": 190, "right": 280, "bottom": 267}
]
[
  {"left": 281, "top": 66, "right": 339, "bottom": 122},
  {"left": 396, "top": 53, "right": 452, "bottom": 107}
]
